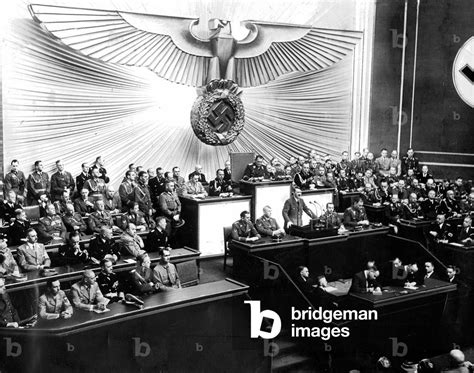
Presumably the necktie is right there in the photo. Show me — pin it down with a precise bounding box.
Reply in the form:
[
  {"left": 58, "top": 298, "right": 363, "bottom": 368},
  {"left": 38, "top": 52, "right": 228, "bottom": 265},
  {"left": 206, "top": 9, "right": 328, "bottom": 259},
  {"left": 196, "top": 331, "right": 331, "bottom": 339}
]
[{"left": 165, "top": 265, "right": 172, "bottom": 285}]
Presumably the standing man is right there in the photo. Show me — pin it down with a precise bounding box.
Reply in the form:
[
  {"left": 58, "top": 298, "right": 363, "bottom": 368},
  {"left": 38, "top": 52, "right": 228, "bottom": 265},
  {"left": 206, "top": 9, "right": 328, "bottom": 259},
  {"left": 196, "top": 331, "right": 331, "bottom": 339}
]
[
  {"left": 134, "top": 171, "right": 154, "bottom": 221},
  {"left": 17, "top": 228, "right": 51, "bottom": 272},
  {"left": 402, "top": 148, "right": 419, "bottom": 175},
  {"left": 158, "top": 180, "right": 183, "bottom": 237},
  {"left": 282, "top": 188, "right": 316, "bottom": 230},
  {"left": 89, "top": 156, "right": 109, "bottom": 183},
  {"left": 231, "top": 211, "right": 261, "bottom": 242},
  {"left": 84, "top": 167, "right": 107, "bottom": 200},
  {"left": 255, "top": 206, "right": 285, "bottom": 237},
  {"left": 27, "top": 160, "right": 50, "bottom": 205},
  {"left": 119, "top": 170, "right": 137, "bottom": 210},
  {"left": 50, "top": 160, "right": 75, "bottom": 202},
  {"left": 146, "top": 216, "right": 169, "bottom": 251},
  {"left": 4, "top": 159, "right": 26, "bottom": 198},
  {"left": 75, "top": 163, "right": 90, "bottom": 198},
  {"left": 38, "top": 279, "right": 73, "bottom": 320}
]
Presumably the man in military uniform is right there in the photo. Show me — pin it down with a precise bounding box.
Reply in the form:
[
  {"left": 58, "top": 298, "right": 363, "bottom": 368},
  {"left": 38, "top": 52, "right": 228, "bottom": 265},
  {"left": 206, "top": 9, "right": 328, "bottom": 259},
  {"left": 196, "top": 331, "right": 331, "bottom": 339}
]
[
  {"left": 418, "top": 165, "right": 433, "bottom": 185},
  {"left": 134, "top": 171, "right": 154, "bottom": 219},
  {"left": 17, "top": 228, "right": 51, "bottom": 271},
  {"left": 0, "top": 277, "right": 21, "bottom": 328},
  {"left": 132, "top": 252, "right": 160, "bottom": 295},
  {"left": 313, "top": 167, "right": 329, "bottom": 188},
  {"left": 4, "top": 159, "right": 26, "bottom": 198},
  {"left": 149, "top": 167, "right": 166, "bottom": 209},
  {"left": 243, "top": 155, "right": 266, "bottom": 180},
  {"left": 89, "top": 156, "right": 109, "bottom": 184},
  {"left": 255, "top": 206, "right": 285, "bottom": 237},
  {"left": 172, "top": 167, "right": 186, "bottom": 195},
  {"left": 343, "top": 197, "right": 370, "bottom": 228},
  {"left": 158, "top": 180, "right": 183, "bottom": 242},
  {"left": 319, "top": 202, "right": 341, "bottom": 228},
  {"left": 209, "top": 169, "right": 233, "bottom": 196},
  {"left": 402, "top": 148, "right": 419, "bottom": 175},
  {"left": 364, "top": 152, "right": 377, "bottom": 173},
  {"left": 421, "top": 190, "right": 439, "bottom": 220},
  {"left": 120, "top": 202, "right": 148, "bottom": 231},
  {"left": 50, "top": 160, "right": 75, "bottom": 202},
  {"left": 336, "top": 151, "right": 351, "bottom": 176},
  {"left": 457, "top": 216, "right": 474, "bottom": 245},
  {"left": 293, "top": 162, "right": 314, "bottom": 190},
  {"left": 120, "top": 223, "right": 145, "bottom": 257},
  {"left": 402, "top": 193, "right": 423, "bottom": 220},
  {"left": 184, "top": 173, "right": 208, "bottom": 198},
  {"left": 75, "top": 163, "right": 90, "bottom": 198},
  {"left": 84, "top": 167, "right": 107, "bottom": 200},
  {"left": 350, "top": 152, "right": 365, "bottom": 176},
  {"left": 282, "top": 188, "right": 316, "bottom": 230},
  {"left": 231, "top": 211, "right": 261, "bottom": 242},
  {"left": 389, "top": 150, "right": 402, "bottom": 176},
  {"left": 37, "top": 203, "right": 67, "bottom": 244},
  {"left": 88, "top": 227, "right": 120, "bottom": 264},
  {"left": 153, "top": 247, "right": 181, "bottom": 290},
  {"left": 62, "top": 203, "right": 87, "bottom": 235},
  {"left": 438, "top": 190, "right": 462, "bottom": 218},
  {"left": 0, "top": 233, "right": 19, "bottom": 276},
  {"left": 119, "top": 170, "right": 136, "bottom": 210},
  {"left": 146, "top": 216, "right": 169, "bottom": 251},
  {"left": 27, "top": 160, "right": 50, "bottom": 205},
  {"left": 428, "top": 214, "right": 454, "bottom": 243},
  {"left": 97, "top": 258, "right": 124, "bottom": 302},
  {"left": 386, "top": 195, "right": 404, "bottom": 233},
  {"left": 71, "top": 269, "right": 109, "bottom": 311},
  {"left": 103, "top": 186, "right": 121, "bottom": 213},
  {"left": 38, "top": 279, "right": 73, "bottom": 320},
  {"left": 88, "top": 199, "right": 120, "bottom": 234},
  {"left": 0, "top": 191, "right": 21, "bottom": 225},
  {"left": 53, "top": 189, "right": 73, "bottom": 216}
]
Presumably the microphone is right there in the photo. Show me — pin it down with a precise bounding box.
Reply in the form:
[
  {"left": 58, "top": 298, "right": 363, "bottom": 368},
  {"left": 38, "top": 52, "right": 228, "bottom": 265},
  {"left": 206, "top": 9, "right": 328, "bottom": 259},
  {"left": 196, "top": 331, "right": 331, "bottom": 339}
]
[{"left": 125, "top": 293, "right": 144, "bottom": 305}]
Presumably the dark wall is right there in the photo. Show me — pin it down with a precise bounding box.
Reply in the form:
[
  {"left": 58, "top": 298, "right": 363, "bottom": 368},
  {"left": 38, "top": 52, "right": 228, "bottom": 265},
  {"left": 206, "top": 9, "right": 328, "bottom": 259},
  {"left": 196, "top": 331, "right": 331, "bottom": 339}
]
[{"left": 369, "top": 0, "right": 474, "bottom": 180}]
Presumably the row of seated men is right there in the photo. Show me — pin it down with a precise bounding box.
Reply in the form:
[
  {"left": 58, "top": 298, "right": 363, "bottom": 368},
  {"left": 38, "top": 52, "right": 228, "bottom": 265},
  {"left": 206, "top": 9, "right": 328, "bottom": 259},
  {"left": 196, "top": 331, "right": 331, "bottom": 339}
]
[
  {"left": 296, "top": 258, "right": 460, "bottom": 301},
  {"left": 228, "top": 189, "right": 474, "bottom": 245},
  {"left": 0, "top": 213, "right": 170, "bottom": 276},
  {"left": 0, "top": 247, "right": 181, "bottom": 327}
]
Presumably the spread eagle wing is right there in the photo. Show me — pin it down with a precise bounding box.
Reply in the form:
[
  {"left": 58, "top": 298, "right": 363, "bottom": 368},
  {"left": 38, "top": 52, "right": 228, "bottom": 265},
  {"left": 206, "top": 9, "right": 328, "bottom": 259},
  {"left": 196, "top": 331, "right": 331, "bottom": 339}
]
[
  {"left": 234, "top": 20, "right": 362, "bottom": 87},
  {"left": 28, "top": 4, "right": 213, "bottom": 87}
]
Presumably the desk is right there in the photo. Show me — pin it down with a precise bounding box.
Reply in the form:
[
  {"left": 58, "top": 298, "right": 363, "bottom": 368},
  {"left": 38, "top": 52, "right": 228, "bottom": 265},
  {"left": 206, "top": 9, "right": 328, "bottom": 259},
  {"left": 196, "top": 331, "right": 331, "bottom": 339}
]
[
  {"left": 179, "top": 195, "right": 251, "bottom": 256},
  {"left": 5, "top": 247, "right": 200, "bottom": 292},
  {"left": 0, "top": 279, "right": 263, "bottom": 373},
  {"left": 338, "top": 191, "right": 361, "bottom": 212},
  {"left": 240, "top": 179, "right": 292, "bottom": 228},
  {"left": 364, "top": 204, "right": 388, "bottom": 224},
  {"left": 431, "top": 242, "right": 474, "bottom": 284},
  {"left": 349, "top": 278, "right": 456, "bottom": 309}
]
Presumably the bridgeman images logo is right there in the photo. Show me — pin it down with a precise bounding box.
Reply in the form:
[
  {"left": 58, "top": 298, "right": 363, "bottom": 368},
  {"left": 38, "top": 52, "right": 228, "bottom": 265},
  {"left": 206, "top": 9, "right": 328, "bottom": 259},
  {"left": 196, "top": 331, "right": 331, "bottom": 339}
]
[{"left": 245, "top": 301, "right": 282, "bottom": 339}]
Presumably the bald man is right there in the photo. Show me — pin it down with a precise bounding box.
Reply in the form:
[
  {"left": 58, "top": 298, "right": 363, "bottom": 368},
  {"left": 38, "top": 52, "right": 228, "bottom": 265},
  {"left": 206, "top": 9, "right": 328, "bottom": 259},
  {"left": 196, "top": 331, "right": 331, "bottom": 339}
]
[
  {"left": 255, "top": 206, "right": 285, "bottom": 237},
  {"left": 70, "top": 269, "right": 109, "bottom": 311},
  {"left": 188, "top": 164, "right": 207, "bottom": 186}
]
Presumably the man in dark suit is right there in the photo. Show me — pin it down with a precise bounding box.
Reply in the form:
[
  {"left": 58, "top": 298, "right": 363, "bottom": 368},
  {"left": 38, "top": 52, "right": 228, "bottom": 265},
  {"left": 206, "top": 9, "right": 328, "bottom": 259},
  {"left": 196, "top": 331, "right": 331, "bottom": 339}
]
[
  {"left": 457, "top": 216, "right": 474, "bottom": 245},
  {"left": 421, "top": 190, "right": 439, "bottom": 220},
  {"left": 0, "top": 191, "right": 21, "bottom": 225},
  {"left": 74, "top": 188, "right": 94, "bottom": 217},
  {"left": 349, "top": 267, "right": 381, "bottom": 293},
  {"left": 295, "top": 266, "right": 316, "bottom": 295},
  {"left": 424, "top": 261, "right": 440, "bottom": 280},
  {"left": 209, "top": 169, "right": 233, "bottom": 196},
  {"left": 188, "top": 165, "right": 207, "bottom": 186},
  {"left": 50, "top": 160, "right": 75, "bottom": 202},
  {"left": 282, "top": 188, "right": 316, "bottom": 231},
  {"left": 75, "top": 163, "right": 90, "bottom": 198},
  {"left": 428, "top": 214, "right": 454, "bottom": 242}
]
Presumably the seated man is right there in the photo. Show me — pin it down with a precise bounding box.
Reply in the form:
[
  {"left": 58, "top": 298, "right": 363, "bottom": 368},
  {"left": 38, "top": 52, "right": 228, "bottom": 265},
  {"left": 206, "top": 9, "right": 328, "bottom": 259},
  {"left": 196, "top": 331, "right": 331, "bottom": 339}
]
[
  {"left": 53, "top": 189, "right": 73, "bottom": 216},
  {"left": 131, "top": 252, "right": 160, "bottom": 294},
  {"left": 103, "top": 186, "right": 122, "bottom": 214},
  {"left": 120, "top": 202, "right": 148, "bottom": 231},
  {"left": 0, "top": 233, "right": 20, "bottom": 276},
  {"left": 231, "top": 211, "right": 261, "bottom": 242},
  {"left": 457, "top": 216, "right": 474, "bottom": 245},
  {"left": 74, "top": 188, "right": 95, "bottom": 217},
  {"left": 349, "top": 266, "right": 381, "bottom": 293},
  {"left": 71, "top": 269, "right": 109, "bottom": 311},
  {"left": 38, "top": 279, "right": 73, "bottom": 320},
  {"left": 319, "top": 202, "right": 341, "bottom": 228},
  {"left": 402, "top": 193, "right": 423, "bottom": 220},
  {"left": 88, "top": 227, "right": 120, "bottom": 264},
  {"left": 428, "top": 213, "right": 454, "bottom": 243},
  {"left": 420, "top": 190, "right": 439, "bottom": 220},
  {"left": 295, "top": 266, "right": 316, "bottom": 295},
  {"left": 97, "top": 258, "right": 124, "bottom": 302},
  {"left": 385, "top": 194, "right": 403, "bottom": 233},
  {"left": 17, "top": 228, "right": 51, "bottom": 272},
  {"left": 8, "top": 208, "right": 31, "bottom": 245},
  {"left": 62, "top": 203, "right": 88, "bottom": 235},
  {"left": 242, "top": 155, "right": 266, "bottom": 180},
  {"left": 343, "top": 197, "right": 370, "bottom": 228},
  {"left": 153, "top": 247, "right": 181, "bottom": 290},
  {"left": 282, "top": 188, "right": 316, "bottom": 230},
  {"left": 0, "top": 277, "right": 21, "bottom": 328},
  {"left": 0, "top": 190, "right": 21, "bottom": 225},
  {"left": 438, "top": 189, "right": 462, "bottom": 218},
  {"left": 120, "top": 223, "right": 145, "bottom": 257},
  {"left": 188, "top": 164, "right": 207, "bottom": 186},
  {"left": 184, "top": 173, "right": 207, "bottom": 198},
  {"left": 405, "top": 263, "right": 423, "bottom": 286},
  {"left": 58, "top": 231, "right": 90, "bottom": 265},
  {"left": 146, "top": 216, "right": 169, "bottom": 251},
  {"left": 293, "top": 162, "right": 314, "bottom": 190},
  {"left": 209, "top": 169, "right": 233, "bottom": 196},
  {"left": 37, "top": 203, "right": 67, "bottom": 244},
  {"left": 88, "top": 199, "right": 121, "bottom": 234},
  {"left": 255, "top": 206, "right": 285, "bottom": 237},
  {"left": 424, "top": 261, "right": 439, "bottom": 280}
]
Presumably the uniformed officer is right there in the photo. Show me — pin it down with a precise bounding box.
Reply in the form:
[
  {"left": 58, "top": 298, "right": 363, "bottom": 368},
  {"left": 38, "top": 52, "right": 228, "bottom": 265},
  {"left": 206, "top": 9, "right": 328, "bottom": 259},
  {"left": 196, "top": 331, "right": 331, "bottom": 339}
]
[
  {"left": 4, "top": 159, "right": 26, "bottom": 198},
  {"left": 134, "top": 171, "right": 154, "bottom": 217},
  {"left": 231, "top": 211, "right": 261, "bottom": 242},
  {"left": 243, "top": 155, "right": 266, "bottom": 180},
  {"left": 209, "top": 169, "right": 233, "bottom": 196},
  {"left": 37, "top": 203, "right": 67, "bottom": 244},
  {"left": 88, "top": 200, "right": 120, "bottom": 234},
  {"left": 402, "top": 193, "right": 423, "bottom": 220},
  {"left": 343, "top": 197, "right": 369, "bottom": 227},
  {"left": 402, "top": 148, "right": 419, "bottom": 175},
  {"left": 50, "top": 160, "right": 75, "bottom": 202},
  {"left": 97, "top": 259, "right": 124, "bottom": 301},
  {"left": 84, "top": 167, "right": 107, "bottom": 200},
  {"left": 319, "top": 202, "right": 341, "bottom": 228},
  {"left": 158, "top": 181, "right": 183, "bottom": 239},
  {"left": 255, "top": 206, "right": 285, "bottom": 237},
  {"left": 27, "top": 160, "right": 50, "bottom": 205},
  {"left": 386, "top": 194, "right": 404, "bottom": 227}
]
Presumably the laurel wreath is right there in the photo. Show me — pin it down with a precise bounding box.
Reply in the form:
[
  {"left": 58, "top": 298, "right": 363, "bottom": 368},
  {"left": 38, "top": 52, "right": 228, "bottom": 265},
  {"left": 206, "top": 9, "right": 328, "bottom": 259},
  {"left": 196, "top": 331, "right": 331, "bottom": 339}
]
[{"left": 190, "top": 79, "right": 245, "bottom": 146}]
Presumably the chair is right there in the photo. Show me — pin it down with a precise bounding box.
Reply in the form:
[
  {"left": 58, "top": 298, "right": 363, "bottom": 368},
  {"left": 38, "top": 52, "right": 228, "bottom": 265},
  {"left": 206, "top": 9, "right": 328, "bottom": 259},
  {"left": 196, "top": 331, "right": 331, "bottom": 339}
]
[
  {"left": 223, "top": 226, "right": 233, "bottom": 271},
  {"left": 176, "top": 260, "right": 199, "bottom": 287},
  {"left": 24, "top": 205, "right": 41, "bottom": 223}
]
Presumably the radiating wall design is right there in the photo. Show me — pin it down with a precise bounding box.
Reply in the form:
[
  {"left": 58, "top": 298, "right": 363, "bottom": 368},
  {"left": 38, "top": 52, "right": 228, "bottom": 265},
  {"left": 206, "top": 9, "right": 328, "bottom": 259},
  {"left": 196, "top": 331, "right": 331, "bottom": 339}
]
[{"left": 2, "top": 0, "right": 374, "bottom": 186}]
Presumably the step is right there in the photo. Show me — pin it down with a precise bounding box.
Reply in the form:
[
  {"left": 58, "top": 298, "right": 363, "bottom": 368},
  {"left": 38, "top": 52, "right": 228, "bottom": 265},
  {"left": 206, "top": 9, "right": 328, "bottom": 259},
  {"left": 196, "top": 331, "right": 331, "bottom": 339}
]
[{"left": 272, "top": 353, "right": 313, "bottom": 372}]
